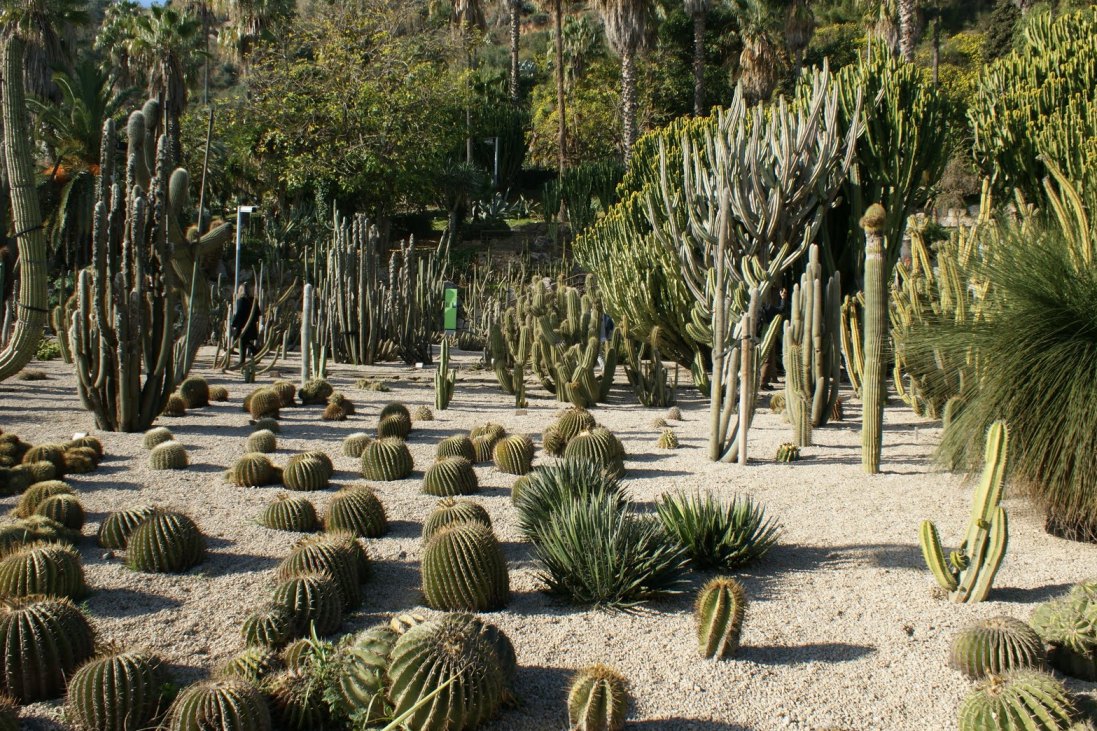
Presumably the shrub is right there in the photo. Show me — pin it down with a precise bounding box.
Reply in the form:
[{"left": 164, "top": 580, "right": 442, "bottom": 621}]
[
  {"left": 423, "top": 498, "right": 492, "bottom": 541},
  {"left": 656, "top": 492, "right": 780, "bottom": 570}
]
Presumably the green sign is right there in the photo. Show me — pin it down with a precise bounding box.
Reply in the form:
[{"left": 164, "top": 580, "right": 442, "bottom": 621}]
[{"left": 444, "top": 287, "right": 458, "bottom": 331}]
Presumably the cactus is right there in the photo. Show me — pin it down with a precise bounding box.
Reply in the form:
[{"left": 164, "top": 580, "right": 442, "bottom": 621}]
[
  {"left": 178, "top": 376, "right": 210, "bottom": 409},
  {"left": 33, "top": 494, "right": 85, "bottom": 530},
  {"left": 325, "top": 486, "right": 388, "bottom": 538},
  {"left": 422, "top": 457, "right": 478, "bottom": 497},
  {"left": 267, "top": 668, "right": 329, "bottom": 731},
  {"left": 360, "top": 438, "right": 413, "bottom": 481},
  {"left": 958, "top": 670, "right": 1077, "bottom": 731},
  {"left": 65, "top": 651, "right": 166, "bottom": 731},
  {"left": 21, "top": 460, "right": 57, "bottom": 484},
  {"left": 322, "top": 393, "right": 354, "bottom": 421},
  {"left": 490, "top": 321, "right": 530, "bottom": 407},
  {"left": 62, "top": 449, "right": 98, "bottom": 475},
  {"left": 1030, "top": 581, "right": 1097, "bottom": 681},
  {"left": 258, "top": 494, "right": 318, "bottom": 533},
  {"left": 421, "top": 522, "right": 509, "bottom": 611},
  {"left": 435, "top": 338, "right": 456, "bottom": 409},
  {"left": 775, "top": 443, "right": 800, "bottom": 463},
  {"left": 562, "top": 428, "right": 625, "bottom": 478},
  {"left": 246, "top": 429, "right": 277, "bottom": 454},
  {"left": 163, "top": 679, "right": 272, "bottom": 731},
  {"left": 329, "top": 624, "right": 395, "bottom": 723},
  {"left": 97, "top": 507, "right": 156, "bottom": 549},
  {"left": 142, "top": 427, "right": 174, "bottom": 449},
  {"left": 545, "top": 407, "right": 597, "bottom": 455},
  {"left": 769, "top": 392, "right": 786, "bottom": 414},
  {"left": 218, "top": 647, "right": 281, "bottom": 683},
  {"left": 209, "top": 385, "right": 229, "bottom": 402},
  {"left": 23, "top": 444, "right": 66, "bottom": 473},
  {"left": 0, "top": 596, "right": 95, "bottom": 702},
  {"left": 666, "top": 406, "right": 682, "bottom": 421},
  {"left": 568, "top": 664, "right": 630, "bottom": 731},
  {"left": 387, "top": 613, "right": 511, "bottom": 730},
  {"left": 227, "top": 453, "right": 279, "bottom": 487},
  {"left": 436, "top": 435, "right": 476, "bottom": 462},
  {"left": 149, "top": 441, "right": 188, "bottom": 470},
  {"left": 271, "top": 573, "right": 344, "bottom": 636},
  {"left": 15, "top": 480, "right": 76, "bottom": 517},
  {"left": 413, "top": 405, "right": 434, "bottom": 421},
  {"left": 620, "top": 320, "right": 677, "bottom": 408},
  {"left": 696, "top": 577, "right": 746, "bottom": 659},
  {"left": 656, "top": 429, "right": 679, "bottom": 449},
  {"left": 493, "top": 434, "right": 535, "bottom": 475},
  {"left": 860, "top": 204, "right": 887, "bottom": 473},
  {"left": 298, "top": 378, "right": 333, "bottom": 405},
  {"left": 377, "top": 412, "right": 412, "bottom": 439},
  {"left": 650, "top": 417, "right": 668, "bottom": 429},
  {"left": 277, "top": 534, "right": 366, "bottom": 610},
  {"left": 0, "top": 517, "right": 79, "bottom": 553},
  {"left": 281, "top": 636, "right": 334, "bottom": 670},
  {"left": 919, "top": 421, "right": 1009, "bottom": 603},
  {"left": 253, "top": 417, "right": 280, "bottom": 434},
  {"left": 0, "top": 695, "right": 14, "bottom": 731},
  {"left": 126, "top": 511, "right": 205, "bottom": 573},
  {"left": 471, "top": 435, "right": 497, "bottom": 464},
  {"left": 342, "top": 432, "right": 372, "bottom": 458},
  {"left": 272, "top": 380, "right": 297, "bottom": 407},
  {"left": 423, "top": 498, "right": 493, "bottom": 541},
  {"left": 242, "top": 602, "right": 295, "bottom": 648},
  {"left": 282, "top": 454, "right": 330, "bottom": 491},
  {"left": 950, "top": 616, "right": 1047, "bottom": 680},
  {"left": 247, "top": 388, "right": 281, "bottom": 420},
  {"left": 470, "top": 422, "right": 506, "bottom": 441},
  {"left": 66, "top": 436, "right": 104, "bottom": 459},
  {"left": 380, "top": 402, "right": 411, "bottom": 420},
  {"left": 381, "top": 236, "right": 449, "bottom": 366},
  {"left": 0, "top": 542, "right": 88, "bottom": 599}
]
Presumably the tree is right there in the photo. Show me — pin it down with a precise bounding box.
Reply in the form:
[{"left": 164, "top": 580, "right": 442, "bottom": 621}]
[
  {"left": 595, "top": 0, "right": 650, "bottom": 162},
  {"left": 683, "top": 0, "right": 709, "bottom": 115},
  {"left": 93, "top": 0, "right": 142, "bottom": 93},
  {"left": 0, "top": 0, "right": 87, "bottom": 100},
  {"left": 734, "top": 0, "right": 781, "bottom": 105},
  {"left": 898, "top": 0, "right": 917, "bottom": 61},
  {"left": 31, "top": 59, "right": 134, "bottom": 166},
  {"left": 214, "top": 0, "right": 294, "bottom": 64},
  {"left": 507, "top": 0, "right": 521, "bottom": 101},
  {"left": 784, "top": 0, "right": 815, "bottom": 74}
]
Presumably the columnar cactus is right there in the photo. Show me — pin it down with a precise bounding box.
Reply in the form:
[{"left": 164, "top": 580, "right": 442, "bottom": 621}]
[
  {"left": 125, "top": 511, "right": 206, "bottom": 573},
  {"left": 695, "top": 577, "right": 746, "bottom": 659},
  {"left": 435, "top": 338, "right": 456, "bottom": 409},
  {"left": 919, "top": 420, "right": 1009, "bottom": 603},
  {"left": 950, "top": 616, "right": 1046, "bottom": 679},
  {"left": 65, "top": 651, "right": 167, "bottom": 731},
  {"left": 493, "top": 434, "right": 535, "bottom": 475},
  {"left": 423, "top": 498, "right": 493, "bottom": 541},
  {"left": 325, "top": 487, "right": 388, "bottom": 538},
  {"left": 361, "top": 438, "right": 413, "bottom": 481},
  {"left": 423, "top": 457, "right": 479, "bottom": 497},
  {"left": 0, "top": 596, "right": 96, "bottom": 702},
  {"left": 0, "top": 542, "right": 88, "bottom": 599},
  {"left": 568, "top": 664, "right": 630, "bottom": 731},
  {"left": 860, "top": 204, "right": 887, "bottom": 473},
  {"left": 258, "top": 494, "right": 318, "bottom": 533},
  {"left": 163, "top": 679, "right": 272, "bottom": 731}
]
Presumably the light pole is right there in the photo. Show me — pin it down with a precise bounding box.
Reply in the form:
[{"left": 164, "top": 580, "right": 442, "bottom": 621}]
[{"left": 228, "top": 205, "right": 256, "bottom": 344}]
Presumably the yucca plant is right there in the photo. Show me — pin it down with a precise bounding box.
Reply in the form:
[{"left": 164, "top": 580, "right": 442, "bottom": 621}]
[{"left": 656, "top": 492, "right": 781, "bottom": 570}]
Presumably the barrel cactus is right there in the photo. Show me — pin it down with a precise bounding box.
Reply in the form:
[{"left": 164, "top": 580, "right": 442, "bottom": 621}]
[
  {"left": 0, "top": 516, "right": 78, "bottom": 553},
  {"left": 22, "top": 460, "right": 57, "bottom": 483},
  {"left": 342, "top": 432, "right": 372, "bottom": 458},
  {"left": 271, "top": 572, "right": 344, "bottom": 636},
  {"left": 22, "top": 444, "right": 65, "bottom": 473},
  {"left": 542, "top": 427, "right": 568, "bottom": 457},
  {"left": 125, "top": 511, "right": 205, "bottom": 573},
  {"left": 227, "top": 453, "right": 279, "bottom": 487},
  {"left": 471, "top": 435, "right": 497, "bottom": 464},
  {"left": 209, "top": 385, "right": 229, "bottom": 402},
  {"left": 149, "top": 441, "right": 188, "bottom": 471},
  {"left": 436, "top": 435, "right": 476, "bottom": 462},
  {"left": 493, "top": 434, "right": 535, "bottom": 475},
  {"left": 361, "top": 437, "right": 413, "bottom": 481},
  {"left": 267, "top": 668, "right": 329, "bottom": 730},
  {"left": 412, "top": 405, "right": 434, "bottom": 422},
  {"left": 322, "top": 393, "right": 355, "bottom": 422},
  {"left": 298, "top": 378, "right": 333, "bottom": 405},
  {"left": 258, "top": 494, "right": 318, "bottom": 532},
  {"left": 253, "top": 417, "right": 280, "bottom": 434},
  {"left": 61, "top": 448, "right": 98, "bottom": 474},
  {"left": 769, "top": 392, "right": 786, "bottom": 413},
  {"left": 15, "top": 480, "right": 75, "bottom": 517},
  {"left": 377, "top": 412, "right": 412, "bottom": 439},
  {"left": 696, "top": 577, "right": 746, "bottom": 659},
  {"left": 568, "top": 664, "right": 630, "bottom": 731},
  {"left": 657, "top": 429, "right": 679, "bottom": 449},
  {"left": 547, "top": 408, "right": 597, "bottom": 454},
  {"left": 0, "top": 694, "right": 16, "bottom": 731},
  {"left": 0, "top": 542, "right": 87, "bottom": 599},
  {"left": 66, "top": 436, "right": 104, "bottom": 459},
  {"left": 329, "top": 624, "right": 396, "bottom": 723},
  {"left": 380, "top": 402, "right": 411, "bottom": 419},
  {"left": 325, "top": 487, "right": 388, "bottom": 538},
  {"left": 97, "top": 507, "right": 156, "bottom": 549},
  {"left": 421, "top": 522, "right": 509, "bottom": 611},
  {"left": 247, "top": 388, "right": 281, "bottom": 420},
  {"left": 178, "top": 376, "right": 210, "bottom": 408},
  {"left": 649, "top": 416, "right": 666, "bottom": 429},
  {"left": 65, "top": 651, "right": 166, "bottom": 731},
  {"left": 246, "top": 430, "right": 277, "bottom": 454},
  {"left": 242, "top": 602, "right": 295, "bottom": 648},
  {"left": 142, "top": 427, "right": 173, "bottom": 450},
  {"left": 163, "top": 679, "right": 272, "bottom": 731},
  {"left": 562, "top": 428, "right": 625, "bottom": 478},
  {"left": 0, "top": 596, "right": 95, "bottom": 702},
  {"left": 950, "top": 616, "right": 1047, "bottom": 679},
  {"left": 423, "top": 498, "right": 493, "bottom": 541},
  {"left": 666, "top": 406, "right": 682, "bottom": 421},
  {"left": 470, "top": 422, "right": 506, "bottom": 441},
  {"left": 958, "top": 670, "right": 1077, "bottom": 731},
  {"left": 1031, "top": 581, "right": 1097, "bottom": 681},
  {"left": 272, "top": 380, "right": 297, "bottom": 407},
  {"left": 282, "top": 454, "right": 330, "bottom": 491},
  {"left": 422, "top": 456, "right": 478, "bottom": 497},
  {"left": 34, "top": 494, "right": 85, "bottom": 530},
  {"left": 161, "top": 394, "right": 187, "bottom": 417},
  {"left": 217, "top": 647, "right": 281, "bottom": 684},
  {"left": 277, "top": 534, "right": 365, "bottom": 610},
  {"left": 775, "top": 443, "right": 800, "bottom": 462}
]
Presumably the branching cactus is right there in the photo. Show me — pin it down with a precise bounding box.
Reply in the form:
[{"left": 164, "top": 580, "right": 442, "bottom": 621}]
[
  {"left": 619, "top": 319, "right": 677, "bottom": 408},
  {"left": 490, "top": 321, "right": 530, "bottom": 407},
  {"left": 324, "top": 212, "right": 384, "bottom": 365},
  {"left": 919, "top": 420, "right": 1010, "bottom": 603},
  {"left": 434, "top": 338, "right": 456, "bottom": 410}
]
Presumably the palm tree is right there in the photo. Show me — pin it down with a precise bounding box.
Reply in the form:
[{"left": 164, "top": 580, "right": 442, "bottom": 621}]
[
  {"left": 507, "top": 0, "right": 521, "bottom": 101},
  {"left": 784, "top": 0, "right": 814, "bottom": 75},
  {"left": 683, "top": 0, "right": 708, "bottom": 115},
  {"left": 898, "top": 0, "right": 917, "bottom": 61},
  {"left": 452, "top": 0, "right": 486, "bottom": 164},
  {"left": 94, "top": 0, "right": 141, "bottom": 93},
  {"left": 860, "top": 0, "right": 898, "bottom": 53},
  {"left": 0, "top": 0, "right": 88, "bottom": 101},
  {"left": 594, "top": 0, "right": 649, "bottom": 162},
  {"left": 735, "top": 0, "right": 781, "bottom": 105},
  {"left": 31, "top": 59, "right": 134, "bottom": 166},
  {"left": 554, "top": 0, "right": 565, "bottom": 174}
]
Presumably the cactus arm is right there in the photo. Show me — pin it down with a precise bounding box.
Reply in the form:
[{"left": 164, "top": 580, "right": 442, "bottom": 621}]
[
  {"left": 963, "top": 421, "right": 1009, "bottom": 549},
  {"left": 919, "top": 520, "right": 959, "bottom": 592},
  {"left": 964, "top": 508, "right": 1008, "bottom": 604}
]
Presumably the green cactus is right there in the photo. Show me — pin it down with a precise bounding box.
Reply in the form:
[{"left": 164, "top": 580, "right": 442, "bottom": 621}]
[
  {"left": 217, "top": 647, "right": 282, "bottom": 684},
  {"left": 435, "top": 338, "right": 456, "bottom": 409},
  {"left": 253, "top": 417, "right": 280, "bottom": 434},
  {"left": 542, "top": 426, "right": 567, "bottom": 457},
  {"left": 568, "top": 664, "right": 630, "bottom": 731},
  {"left": 66, "top": 436, "right": 103, "bottom": 459},
  {"left": 15, "top": 480, "right": 75, "bottom": 518},
  {"left": 322, "top": 393, "right": 355, "bottom": 421},
  {"left": 125, "top": 511, "right": 205, "bottom": 573},
  {"left": 258, "top": 494, "right": 318, "bottom": 533},
  {"left": 280, "top": 636, "right": 334, "bottom": 671},
  {"left": 21, "top": 460, "right": 57, "bottom": 484},
  {"left": 163, "top": 679, "right": 272, "bottom": 731},
  {"left": 490, "top": 321, "right": 530, "bottom": 407},
  {"left": 162, "top": 394, "right": 187, "bottom": 417},
  {"left": 267, "top": 668, "right": 329, "bottom": 731},
  {"left": 950, "top": 616, "right": 1047, "bottom": 680},
  {"left": 23, "top": 444, "right": 66, "bottom": 473},
  {"left": 775, "top": 443, "right": 800, "bottom": 463},
  {"left": 436, "top": 435, "right": 475, "bottom": 462},
  {"left": 422, "top": 456, "right": 479, "bottom": 497},
  {"left": 919, "top": 420, "right": 1009, "bottom": 603},
  {"left": 272, "top": 380, "right": 297, "bottom": 406},
  {"left": 471, "top": 435, "right": 497, "bottom": 464},
  {"left": 325, "top": 486, "right": 388, "bottom": 538},
  {"left": 178, "top": 376, "right": 210, "bottom": 408},
  {"left": 142, "top": 427, "right": 174, "bottom": 450},
  {"left": 227, "top": 453, "right": 279, "bottom": 487},
  {"left": 380, "top": 402, "right": 411, "bottom": 420},
  {"left": 0, "top": 596, "right": 95, "bottom": 702},
  {"left": 861, "top": 204, "right": 887, "bottom": 473},
  {"left": 149, "top": 441, "right": 188, "bottom": 471},
  {"left": 342, "top": 432, "right": 372, "bottom": 458},
  {"left": 423, "top": 498, "right": 493, "bottom": 541},
  {"left": 97, "top": 507, "right": 156, "bottom": 549},
  {"left": 242, "top": 603, "right": 295, "bottom": 648},
  {"left": 958, "top": 670, "right": 1077, "bottom": 731},
  {"left": 360, "top": 437, "right": 413, "bottom": 481},
  {"left": 421, "top": 522, "right": 509, "bottom": 611},
  {"left": 247, "top": 388, "right": 281, "bottom": 420},
  {"left": 282, "top": 454, "right": 330, "bottom": 491},
  {"left": 562, "top": 428, "right": 625, "bottom": 477},
  {"left": 277, "top": 534, "right": 366, "bottom": 610},
  {"left": 1030, "top": 581, "right": 1097, "bottom": 681},
  {"left": 61, "top": 448, "right": 97, "bottom": 475},
  {"left": 0, "top": 542, "right": 88, "bottom": 599},
  {"left": 298, "top": 378, "right": 333, "bottom": 405},
  {"left": 0, "top": 694, "right": 16, "bottom": 731},
  {"left": 413, "top": 405, "right": 434, "bottom": 421},
  {"left": 493, "top": 434, "right": 535, "bottom": 475},
  {"left": 0, "top": 517, "right": 78, "bottom": 553},
  {"left": 209, "top": 385, "right": 229, "bottom": 402},
  {"left": 695, "top": 577, "right": 746, "bottom": 659},
  {"left": 470, "top": 422, "right": 506, "bottom": 441},
  {"left": 65, "top": 651, "right": 167, "bottom": 731},
  {"left": 545, "top": 407, "right": 597, "bottom": 455},
  {"left": 656, "top": 429, "right": 679, "bottom": 450},
  {"left": 328, "top": 624, "right": 395, "bottom": 723},
  {"left": 377, "top": 412, "right": 412, "bottom": 439},
  {"left": 246, "top": 429, "right": 277, "bottom": 454},
  {"left": 271, "top": 573, "right": 344, "bottom": 637}
]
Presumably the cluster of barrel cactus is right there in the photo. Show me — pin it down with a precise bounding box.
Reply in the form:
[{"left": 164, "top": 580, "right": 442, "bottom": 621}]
[
  {"left": 542, "top": 407, "right": 597, "bottom": 457},
  {"left": 1030, "top": 580, "right": 1097, "bottom": 681},
  {"left": 0, "top": 433, "right": 105, "bottom": 494}
]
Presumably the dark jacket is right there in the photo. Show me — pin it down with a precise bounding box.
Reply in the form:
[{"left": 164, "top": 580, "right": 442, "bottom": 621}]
[{"left": 231, "top": 296, "right": 260, "bottom": 341}]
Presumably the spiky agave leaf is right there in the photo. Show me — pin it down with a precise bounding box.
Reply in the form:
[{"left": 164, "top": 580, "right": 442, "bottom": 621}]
[{"left": 655, "top": 491, "right": 781, "bottom": 570}]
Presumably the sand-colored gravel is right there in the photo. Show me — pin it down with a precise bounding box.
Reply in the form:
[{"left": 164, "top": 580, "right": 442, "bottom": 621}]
[{"left": 1, "top": 347, "right": 1094, "bottom": 731}]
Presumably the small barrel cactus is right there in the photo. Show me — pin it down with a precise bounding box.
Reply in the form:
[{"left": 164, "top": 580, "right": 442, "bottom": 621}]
[
  {"left": 422, "top": 456, "right": 478, "bottom": 497},
  {"left": 15, "top": 480, "right": 75, "bottom": 518},
  {"left": 323, "top": 393, "right": 355, "bottom": 421},
  {"left": 33, "top": 493, "right": 85, "bottom": 530},
  {"left": 227, "top": 453, "right": 279, "bottom": 487},
  {"left": 149, "top": 441, "right": 188, "bottom": 471},
  {"left": 22, "top": 444, "right": 66, "bottom": 473},
  {"left": 696, "top": 577, "right": 746, "bottom": 659},
  {"left": 555, "top": 407, "right": 597, "bottom": 445},
  {"left": 380, "top": 402, "right": 411, "bottom": 420},
  {"left": 258, "top": 494, "right": 318, "bottom": 532},
  {"left": 268, "top": 667, "right": 329, "bottom": 730},
  {"left": 0, "top": 694, "right": 16, "bottom": 731},
  {"left": 563, "top": 428, "right": 626, "bottom": 477},
  {"left": 61, "top": 448, "right": 98, "bottom": 474},
  {"left": 178, "top": 376, "right": 210, "bottom": 408},
  {"left": 377, "top": 412, "right": 412, "bottom": 439},
  {"left": 325, "top": 487, "right": 388, "bottom": 538},
  {"left": 1031, "top": 582, "right": 1097, "bottom": 681},
  {"left": 542, "top": 426, "right": 568, "bottom": 457},
  {"left": 271, "top": 572, "right": 344, "bottom": 637},
  {"left": 568, "top": 664, "right": 630, "bottom": 731},
  {"left": 161, "top": 394, "right": 187, "bottom": 417},
  {"left": 253, "top": 416, "right": 280, "bottom": 434},
  {"left": 66, "top": 436, "right": 104, "bottom": 459},
  {"left": 412, "top": 405, "right": 434, "bottom": 422},
  {"left": 272, "top": 380, "right": 297, "bottom": 407},
  {"left": 208, "top": 385, "right": 229, "bottom": 402},
  {"left": 0, "top": 542, "right": 88, "bottom": 599},
  {"left": 657, "top": 429, "right": 679, "bottom": 449},
  {"left": 361, "top": 437, "right": 413, "bottom": 481},
  {"left": 298, "top": 378, "right": 333, "bottom": 405},
  {"left": 142, "top": 427, "right": 174, "bottom": 450},
  {"left": 246, "top": 388, "right": 281, "bottom": 420},
  {"left": 65, "top": 651, "right": 167, "bottom": 731},
  {"left": 493, "top": 435, "right": 535, "bottom": 476},
  {"left": 329, "top": 624, "right": 396, "bottom": 723},
  {"left": 342, "top": 432, "right": 372, "bottom": 458},
  {"left": 470, "top": 422, "right": 506, "bottom": 441},
  {"left": 97, "top": 507, "right": 156, "bottom": 549},
  {"left": 665, "top": 406, "right": 682, "bottom": 421},
  {"left": 650, "top": 417, "right": 668, "bottom": 429},
  {"left": 950, "top": 616, "right": 1047, "bottom": 679},
  {"left": 769, "top": 393, "right": 786, "bottom": 414},
  {"left": 423, "top": 498, "right": 493, "bottom": 541},
  {"left": 246, "top": 429, "right": 277, "bottom": 454},
  {"left": 22, "top": 460, "right": 57, "bottom": 483},
  {"left": 421, "top": 522, "right": 509, "bottom": 611},
  {"left": 0, "top": 516, "right": 78, "bottom": 553},
  {"left": 217, "top": 647, "right": 282, "bottom": 684},
  {"left": 436, "top": 435, "right": 476, "bottom": 462},
  {"left": 163, "top": 679, "right": 272, "bottom": 731},
  {"left": 958, "top": 670, "right": 1077, "bottom": 731},
  {"left": 125, "top": 511, "right": 205, "bottom": 573},
  {"left": 471, "top": 434, "right": 497, "bottom": 464},
  {"left": 0, "top": 596, "right": 96, "bottom": 702},
  {"left": 242, "top": 602, "right": 295, "bottom": 648},
  {"left": 282, "top": 454, "right": 330, "bottom": 491},
  {"left": 775, "top": 443, "right": 800, "bottom": 462},
  {"left": 277, "top": 534, "right": 365, "bottom": 610}
]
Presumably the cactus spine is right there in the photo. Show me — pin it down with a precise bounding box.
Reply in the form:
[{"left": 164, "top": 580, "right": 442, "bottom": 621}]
[
  {"left": 861, "top": 204, "right": 887, "bottom": 473},
  {"left": 434, "top": 338, "right": 456, "bottom": 409},
  {"left": 919, "top": 420, "right": 1009, "bottom": 603}
]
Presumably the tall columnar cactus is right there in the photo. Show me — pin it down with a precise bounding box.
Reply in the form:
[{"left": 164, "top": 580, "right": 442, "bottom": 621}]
[
  {"left": 324, "top": 212, "right": 384, "bottom": 365},
  {"left": 434, "top": 338, "right": 456, "bottom": 410},
  {"left": 619, "top": 319, "right": 677, "bottom": 408},
  {"left": 65, "top": 651, "right": 167, "bottom": 731},
  {"left": 695, "top": 577, "right": 747, "bottom": 659},
  {"left": 383, "top": 236, "right": 450, "bottom": 366},
  {"left": 568, "top": 664, "right": 630, "bottom": 731},
  {"left": 860, "top": 204, "right": 887, "bottom": 473},
  {"left": 783, "top": 244, "right": 841, "bottom": 447},
  {"left": 0, "top": 596, "right": 96, "bottom": 702},
  {"left": 919, "top": 421, "right": 1009, "bottom": 603}
]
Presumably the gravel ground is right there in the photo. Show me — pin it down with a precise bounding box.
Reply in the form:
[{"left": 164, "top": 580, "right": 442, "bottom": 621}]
[{"left": 1, "top": 347, "right": 1094, "bottom": 731}]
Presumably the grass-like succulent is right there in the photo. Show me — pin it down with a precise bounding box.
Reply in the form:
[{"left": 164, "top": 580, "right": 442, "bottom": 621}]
[
  {"left": 514, "top": 460, "right": 627, "bottom": 542},
  {"left": 142, "top": 427, "right": 174, "bottom": 450},
  {"left": 65, "top": 651, "right": 167, "bottom": 731},
  {"left": 258, "top": 494, "right": 319, "bottom": 532},
  {"left": 246, "top": 429, "right": 277, "bottom": 454},
  {"left": 342, "top": 432, "right": 372, "bottom": 458},
  {"left": 97, "top": 506, "right": 156, "bottom": 549},
  {"left": 950, "top": 616, "right": 1047, "bottom": 679},
  {"left": 656, "top": 491, "right": 780, "bottom": 570},
  {"left": 325, "top": 486, "right": 388, "bottom": 538},
  {"left": 568, "top": 664, "right": 630, "bottom": 731},
  {"left": 149, "top": 441, "right": 188, "bottom": 470},
  {"left": 423, "top": 498, "right": 493, "bottom": 541}
]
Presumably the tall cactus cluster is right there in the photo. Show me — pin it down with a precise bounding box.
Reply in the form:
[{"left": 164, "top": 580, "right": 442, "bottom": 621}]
[{"left": 619, "top": 318, "right": 677, "bottom": 408}]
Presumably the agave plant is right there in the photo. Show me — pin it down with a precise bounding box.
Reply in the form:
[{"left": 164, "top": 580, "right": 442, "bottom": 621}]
[
  {"left": 655, "top": 491, "right": 780, "bottom": 570},
  {"left": 514, "top": 460, "right": 628, "bottom": 543}
]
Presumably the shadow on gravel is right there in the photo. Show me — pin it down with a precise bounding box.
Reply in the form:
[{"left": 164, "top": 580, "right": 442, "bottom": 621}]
[
  {"left": 740, "top": 641, "right": 876, "bottom": 665},
  {"left": 631, "top": 720, "right": 751, "bottom": 731},
  {"left": 993, "top": 582, "right": 1075, "bottom": 604},
  {"left": 86, "top": 587, "right": 184, "bottom": 617}
]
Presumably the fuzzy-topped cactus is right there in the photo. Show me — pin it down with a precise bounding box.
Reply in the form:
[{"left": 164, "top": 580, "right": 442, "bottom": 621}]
[
  {"left": 650, "top": 417, "right": 668, "bottom": 429},
  {"left": 666, "top": 406, "right": 682, "bottom": 421},
  {"left": 217, "top": 647, "right": 282, "bottom": 684},
  {"left": 1031, "top": 581, "right": 1097, "bottom": 681},
  {"left": 657, "top": 429, "right": 679, "bottom": 449},
  {"left": 423, "top": 498, "right": 493, "bottom": 541},
  {"left": 0, "top": 542, "right": 88, "bottom": 599},
  {"left": 325, "top": 487, "right": 388, "bottom": 538},
  {"left": 272, "top": 380, "right": 297, "bottom": 407},
  {"left": 178, "top": 376, "right": 210, "bottom": 409},
  {"left": 142, "top": 427, "right": 174, "bottom": 450},
  {"left": 246, "top": 429, "right": 277, "bottom": 454},
  {"left": 149, "top": 441, "right": 188, "bottom": 470},
  {"left": 23, "top": 444, "right": 66, "bottom": 473},
  {"left": 282, "top": 454, "right": 330, "bottom": 491},
  {"left": 360, "top": 437, "right": 413, "bottom": 481},
  {"left": 227, "top": 453, "right": 279, "bottom": 487},
  {"left": 695, "top": 577, "right": 746, "bottom": 659},
  {"left": 271, "top": 572, "right": 344, "bottom": 637},
  {"left": 775, "top": 443, "right": 800, "bottom": 462},
  {"left": 298, "top": 378, "right": 333, "bottom": 405},
  {"left": 22, "top": 460, "right": 57, "bottom": 483},
  {"left": 422, "top": 456, "right": 478, "bottom": 497},
  {"left": 493, "top": 434, "right": 535, "bottom": 475},
  {"left": 162, "top": 394, "right": 187, "bottom": 417},
  {"left": 242, "top": 602, "right": 295, "bottom": 648},
  {"left": 277, "top": 534, "right": 366, "bottom": 610},
  {"left": 97, "top": 506, "right": 156, "bottom": 549},
  {"left": 0, "top": 596, "right": 95, "bottom": 702},
  {"left": 208, "top": 385, "right": 229, "bottom": 402},
  {"left": 15, "top": 480, "right": 75, "bottom": 518},
  {"left": 342, "top": 432, "right": 372, "bottom": 458},
  {"left": 33, "top": 494, "right": 85, "bottom": 530},
  {"left": 65, "top": 651, "right": 167, "bottom": 731},
  {"left": 61, "top": 448, "right": 98, "bottom": 474},
  {"left": 562, "top": 428, "right": 625, "bottom": 477},
  {"left": 413, "top": 405, "right": 434, "bottom": 422},
  {"left": 421, "top": 522, "right": 510, "bottom": 611},
  {"left": 436, "top": 435, "right": 476, "bottom": 462},
  {"left": 950, "top": 616, "right": 1046, "bottom": 680},
  {"left": 323, "top": 393, "right": 355, "bottom": 421},
  {"left": 267, "top": 668, "right": 330, "bottom": 731},
  {"left": 125, "top": 511, "right": 205, "bottom": 573},
  {"left": 0, "top": 517, "right": 79, "bottom": 553},
  {"left": 958, "top": 670, "right": 1077, "bottom": 731},
  {"left": 66, "top": 436, "right": 104, "bottom": 459},
  {"left": 568, "top": 664, "right": 630, "bottom": 731},
  {"left": 163, "top": 679, "right": 272, "bottom": 731},
  {"left": 258, "top": 494, "right": 318, "bottom": 533},
  {"left": 247, "top": 388, "right": 281, "bottom": 420}
]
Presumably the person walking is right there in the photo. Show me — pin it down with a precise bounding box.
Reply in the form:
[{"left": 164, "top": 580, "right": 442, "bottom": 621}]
[{"left": 231, "top": 283, "right": 262, "bottom": 365}]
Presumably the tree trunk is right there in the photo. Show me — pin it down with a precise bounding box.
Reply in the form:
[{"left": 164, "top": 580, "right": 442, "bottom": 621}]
[
  {"left": 898, "top": 0, "right": 917, "bottom": 62},
  {"left": 510, "top": 0, "right": 521, "bottom": 103},
  {"left": 554, "top": 0, "right": 566, "bottom": 174},
  {"left": 692, "top": 9, "right": 705, "bottom": 116},
  {"left": 932, "top": 10, "right": 940, "bottom": 85},
  {"left": 621, "top": 47, "right": 637, "bottom": 164}
]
